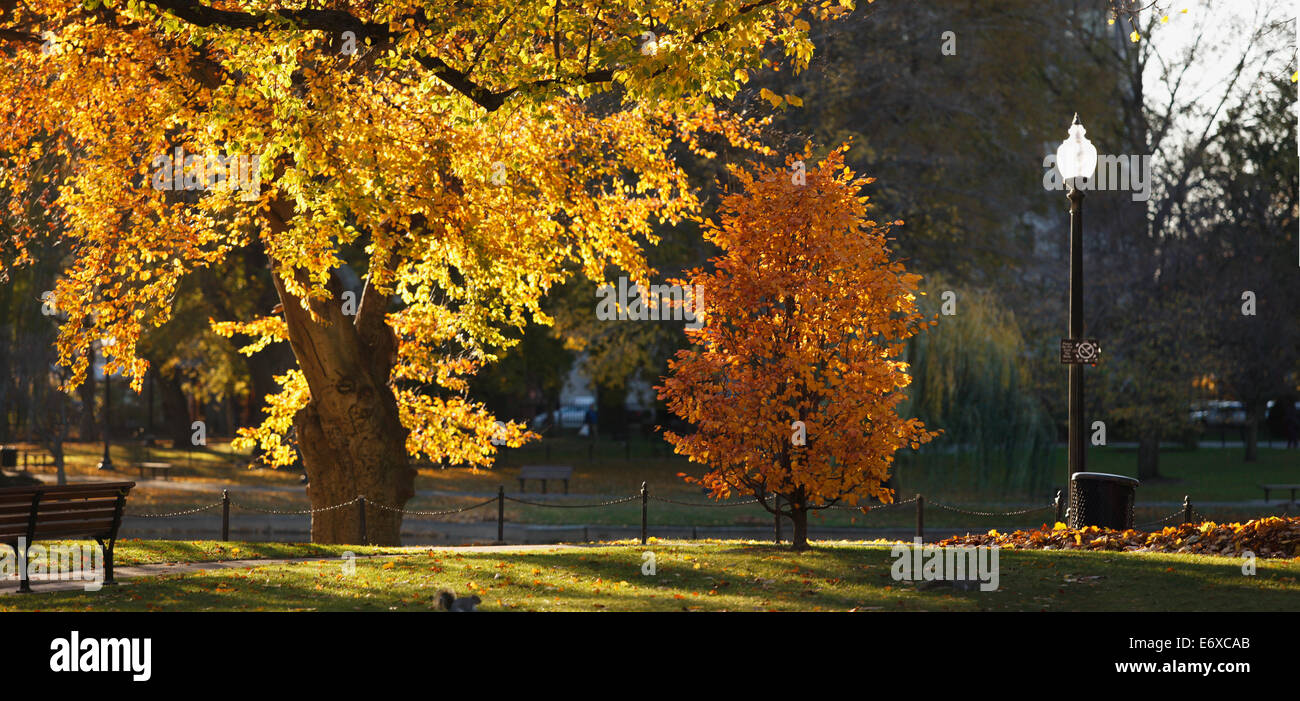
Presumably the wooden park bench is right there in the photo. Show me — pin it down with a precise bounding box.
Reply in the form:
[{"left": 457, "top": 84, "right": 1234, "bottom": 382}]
[
  {"left": 518, "top": 465, "right": 573, "bottom": 494},
  {"left": 0, "top": 481, "right": 134, "bottom": 592},
  {"left": 22, "top": 449, "right": 55, "bottom": 473},
  {"left": 1259, "top": 483, "right": 1300, "bottom": 505},
  {"left": 137, "top": 462, "right": 173, "bottom": 481}
]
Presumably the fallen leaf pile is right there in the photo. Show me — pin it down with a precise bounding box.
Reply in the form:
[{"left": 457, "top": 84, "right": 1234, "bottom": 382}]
[{"left": 938, "top": 517, "right": 1300, "bottom": 558}]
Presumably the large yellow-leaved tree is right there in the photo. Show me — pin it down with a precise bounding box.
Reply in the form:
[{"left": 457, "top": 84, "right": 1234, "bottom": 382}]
[{"left": 0, "top": 0, "right": 849, "bottom": 543}]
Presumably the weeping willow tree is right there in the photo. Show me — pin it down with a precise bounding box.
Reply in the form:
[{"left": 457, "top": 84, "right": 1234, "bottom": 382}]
[{"left": 899, "top": 276, "right": 1054, "bottom": 494}]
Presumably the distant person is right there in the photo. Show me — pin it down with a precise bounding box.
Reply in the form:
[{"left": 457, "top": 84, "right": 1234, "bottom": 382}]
[{"left": 581, "top": 406, "right": 597, "bottom": 438}]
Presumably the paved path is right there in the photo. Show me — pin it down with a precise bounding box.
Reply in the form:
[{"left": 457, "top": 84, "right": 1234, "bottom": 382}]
[
  {"left": 29, "top": 473, "right": 1293, "bottom": 509},
  {"left": 29, "top": 473, "right": 608, "bottom": 501}
]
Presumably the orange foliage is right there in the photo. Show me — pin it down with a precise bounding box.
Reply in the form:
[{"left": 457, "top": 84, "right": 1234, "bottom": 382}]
[
  {"left": 657, "top": 147, "right": 939, "bottom": 516},
  {"left": 940, "top": 517, "right": 1300, "bottom": 558}
]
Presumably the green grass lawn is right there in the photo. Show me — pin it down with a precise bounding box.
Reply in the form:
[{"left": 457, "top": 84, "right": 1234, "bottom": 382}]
[
  {"left": 5, "top": 539, "right": 1297, "bottom": 612},
  {"left": 108, "top": 540, "right": 413, "bottom": 566}
]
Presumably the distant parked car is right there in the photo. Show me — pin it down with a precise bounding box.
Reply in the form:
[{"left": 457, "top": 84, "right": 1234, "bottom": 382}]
[
  {"left": 1189, "top": 400, "right": 1247, "bottom": 427},
  {"left": 1189, "top": 400, "right": 1300, "bottom": 428},
  {"left": 532, "top": 396, "right": 595, "bottom": 430}
]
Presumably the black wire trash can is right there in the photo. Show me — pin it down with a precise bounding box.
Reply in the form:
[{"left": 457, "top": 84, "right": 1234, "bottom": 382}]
[
  {"left": 1069, "top": 472, "right": 1139, "bottom": 530},
  {"left": 0, "top": 446, "right": 15, "bottom": 469}
]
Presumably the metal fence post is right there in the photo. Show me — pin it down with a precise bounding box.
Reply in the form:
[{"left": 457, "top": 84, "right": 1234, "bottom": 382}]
[
  {"left": 916, "top": 495, "right": 925, "bottom": 541},
  {"left": 497, "top": 485, "right": 505, "bottom": 544},
  {"left": 640, "top": 481, "right": 648, "bottom": 545},
  {"left": 221, "top": 489, "right": 230, "bottom": 541},
  {"left": 1182, "top": 495, "right": 1192, "bottom": 524},
  {"left": 358, "top": 496, "right": 368, "bottom": 545}
]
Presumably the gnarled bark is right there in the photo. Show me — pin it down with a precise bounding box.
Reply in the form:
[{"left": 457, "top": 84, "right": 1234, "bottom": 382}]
[{"left": 267, "top": 205, "right": 411, "bottom": 544}]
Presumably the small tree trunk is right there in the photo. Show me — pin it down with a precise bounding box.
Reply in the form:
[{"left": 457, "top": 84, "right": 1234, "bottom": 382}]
[
  {"left": 1243, "top": 420, "right": 1259, "bottom": 463},
  {"left": 159, "top": 373, "right": 192, "bottom": 448},
  {"left": 79, "top": 345, "right": 97, "bottom": 441},
  {"left": 1242, "top": 401, "right": 1265, "bottom": 463},
  {"left": 53, "top": 397, "right": 67, "bottom": 486},
  {"left": 54, "top": 450, "right": 66, "bottom": 486},
  {"left": 789, "top": 507, "right": 810, "bottom": 551},
  {"left": 1137, "top": 433, "right": 1160, "bottom": 480}
]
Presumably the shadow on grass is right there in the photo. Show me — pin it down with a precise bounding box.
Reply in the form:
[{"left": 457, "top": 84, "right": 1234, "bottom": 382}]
[{"left": 4, "top": 543, "right": 1296, "bottom": 612}]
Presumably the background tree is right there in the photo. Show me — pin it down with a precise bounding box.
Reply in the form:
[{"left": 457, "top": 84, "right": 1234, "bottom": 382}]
[
  {"left": 902, "top": 275, "right": 1055, "bottom": 493},
  {"left": 1076, "top": 3, "right": 1293, "bottom": 469},
  {"left": 659, "top": 149, "right": 938, "bottom": 550},
  {"left": 1194, "top": 71, "right": 1299, "bottom": 461}
]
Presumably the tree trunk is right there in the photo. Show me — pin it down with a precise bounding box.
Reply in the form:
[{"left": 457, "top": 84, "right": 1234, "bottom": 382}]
[
  {"left": 1137, "top": 433, "right": 1160, "bottom": 480},
  {"left": 789, "top": 507, "right": 810, "bottom": 551},
  {"left": 1243, "top": 401, "right": 1265, "bottom": 463},
  {"left": 267, "top": 225, "right": 412, "bottom": 544},
  {"left": 294, "top": 397, "right": 411, "bottom": 544},
  {"left": 53, "top": 396, "right": 67, "bottom": 486},
  {"left": 158, "top": 371, "right": 192, "bottom": 449},
  {"left": 1243, "top": 420, "right": 1259, "bottom": 463},
  {"left": 79, "top": 345, "right": 97, "bottom": 441},
  {"left": 597, "top": 380, "right": 626, "bottom": 438},
  {"left": 53, "top": 449, "right": 66, "bottom": 486}
]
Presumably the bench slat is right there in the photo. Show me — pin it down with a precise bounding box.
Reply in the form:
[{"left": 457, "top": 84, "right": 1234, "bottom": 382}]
[
  {"left": 32, "top": 520, "right": 117, "bottom": 538},
  {"left": 0, "top": 500, "right": 120, "bottom": 518},
  {"left": 0, "top": 481, "right": 135, "bottom": 497},
  {"left": 36, "top": 488, "right": 132, "bottom": 501},
  {"left": 0, "top": 507, "right": 119, "bottom": 526},
  {"left": 36, "top": 497, "right": 123, "bottom": 509},
  {"left": 0, "top": 502, "right": 117, "bottom": 520},
  {"left": 519, "top": 466, "right": 573, "bottom": 478}
]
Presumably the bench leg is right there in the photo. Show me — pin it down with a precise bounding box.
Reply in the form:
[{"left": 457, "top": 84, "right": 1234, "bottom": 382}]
[
  {"left": 97, "top": 538, "right": 116, "bottom": 585},
  {"left": 1263, "top": 489, "right": 1270, "bottom": 504},
  {"left": 17, "top": 543, "right": 31, "bottom": 594},
  {"left": 518, "top": 478, "right": 525, "bottom": 493},
  {"left": 541, "top": 479, "right": 548, "bottom": 495},
  {"left": 564, "top": 479, "right": 569, "bottom": 494}
]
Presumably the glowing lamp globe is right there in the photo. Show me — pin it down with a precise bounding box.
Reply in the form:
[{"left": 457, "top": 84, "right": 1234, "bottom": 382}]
[{"left": 1056, "top": 114, "right": 1098, "bottom": 183}]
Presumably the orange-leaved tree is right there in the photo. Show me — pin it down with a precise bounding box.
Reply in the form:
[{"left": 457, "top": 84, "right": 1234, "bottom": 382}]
[
  {"left": 657, "top": 148, "right": 939, "bottom": 550},
  {"left": 0, "top": 0, "right": 852, "bottom": 543}
]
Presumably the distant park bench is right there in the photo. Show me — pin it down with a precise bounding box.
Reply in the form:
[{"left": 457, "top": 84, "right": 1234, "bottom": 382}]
[
  {"left": 23, "top": 449, "right": 55, "bottom": 473},
  {"left": 1259, "top": 483, "right": 1300, "bottom": 505},
  {"left": 137, "top": 462, "right": 173, "bottom": 481},
  {"left": 518, "top": 465, "right": 573, "bottom": 494},
  {"left": 0, "top": 481, "right": 134, "bottom": 592}
]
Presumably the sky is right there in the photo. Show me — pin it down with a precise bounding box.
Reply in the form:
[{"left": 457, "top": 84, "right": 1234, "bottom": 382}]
[{"left": 1145, "top": 0, "right": 1294, "bottom": 139}]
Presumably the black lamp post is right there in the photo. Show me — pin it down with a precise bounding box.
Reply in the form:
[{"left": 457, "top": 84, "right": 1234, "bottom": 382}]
[
  {"left": 96, "top": 338, "right": 115, "bottom": 471},
  {"left": 1056, "top": 115, "right": 1097, "bottom": 524}
]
